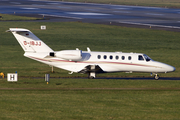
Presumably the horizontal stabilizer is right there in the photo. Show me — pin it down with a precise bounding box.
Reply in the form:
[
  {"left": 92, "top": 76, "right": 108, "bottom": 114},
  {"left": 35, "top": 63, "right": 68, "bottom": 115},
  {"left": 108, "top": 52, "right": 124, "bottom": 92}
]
[{"left": 6, "top": 28, "right": 30, "bottom": 32}]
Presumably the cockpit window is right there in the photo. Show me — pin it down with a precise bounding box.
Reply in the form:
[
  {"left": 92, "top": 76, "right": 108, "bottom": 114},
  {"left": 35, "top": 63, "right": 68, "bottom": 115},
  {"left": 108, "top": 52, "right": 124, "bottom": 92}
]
[
  {"left": 138, "top": 55, "right": 144, "bottom": 61},
  {"left": 143, "top": 54, "right": 152, "bottom": 62}
]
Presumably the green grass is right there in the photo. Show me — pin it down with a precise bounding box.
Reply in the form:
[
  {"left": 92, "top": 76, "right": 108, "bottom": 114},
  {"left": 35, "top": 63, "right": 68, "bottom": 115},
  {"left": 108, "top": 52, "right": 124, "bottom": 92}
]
[
  {"left": 0, "top": 21, "right": 180, "bottom": 119},
  {"left": 0, "top": 78, "right": 180, "bottom": 120},
  {"left": 56, "top": 0, "right": 180, "bottom": 8},
  {"left": 0, "top": 78, "right": 180, "bottom": 89},
  {"left": 0, "top": 21, "right": 179, "bottom": 78},
  {"left": 0, "top": 13, "right": 42, "bottom": 21}
]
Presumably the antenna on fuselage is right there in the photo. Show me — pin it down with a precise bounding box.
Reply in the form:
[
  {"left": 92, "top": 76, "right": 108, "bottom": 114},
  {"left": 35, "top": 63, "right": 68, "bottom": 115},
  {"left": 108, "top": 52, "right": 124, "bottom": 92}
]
[{"left": 87, "top": 47, "right": 91, "bottom": 52}]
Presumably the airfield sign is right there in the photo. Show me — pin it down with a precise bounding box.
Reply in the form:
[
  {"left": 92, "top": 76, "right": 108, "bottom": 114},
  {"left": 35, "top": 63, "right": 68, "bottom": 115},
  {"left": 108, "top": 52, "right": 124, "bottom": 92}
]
[{"left": 7, "top": 73, "right": 18, "bottom": 82}]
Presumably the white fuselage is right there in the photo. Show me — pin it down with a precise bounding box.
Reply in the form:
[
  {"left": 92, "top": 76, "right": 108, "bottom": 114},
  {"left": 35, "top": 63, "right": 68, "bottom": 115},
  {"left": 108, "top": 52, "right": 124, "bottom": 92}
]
[
  {"left": 25, "top": 51, "right": 175, "bottom": 74},
  {"left": 8, "top": 28, "right": 175, "bottom": 79}
]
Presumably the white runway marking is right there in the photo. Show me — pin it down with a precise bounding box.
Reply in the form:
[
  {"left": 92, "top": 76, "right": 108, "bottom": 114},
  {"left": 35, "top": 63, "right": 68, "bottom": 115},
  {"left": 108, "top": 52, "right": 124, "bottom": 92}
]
[
  {"left": 114, "top": 8, "right": 130, "bottom": 10},
  {"left": 31, "top": 4, "right": 45, "bottom": 6},
  {"left": 146, "top": 13, "right": 164, "bottom": 16},
  {"left": 10, "top": 2, "right": 21, "bottom": 4},
  {"left": 21, "top": 8, "right": 39, "bottom": 10},
  {"left": 85, "top": 9, "right": 99, "bottom": 12},
  {"left": 39, "top": 14, "right": 83, "bottom": 19},
  {"left": 58, "top": 6, "right": 70, "bottom": 9},
  {"left": 113, "top": 11, "right": 130, "bottom": 13},
  {"left": 118, "top": 21, "right": 180, "bottom": 29},
  {"left": 67, "top": 12, "right": 111, "bottom": 16}
]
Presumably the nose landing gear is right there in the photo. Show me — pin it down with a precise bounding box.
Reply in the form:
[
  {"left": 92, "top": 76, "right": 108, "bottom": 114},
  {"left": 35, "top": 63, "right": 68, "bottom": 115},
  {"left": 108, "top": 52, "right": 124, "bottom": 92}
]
[
  {"left": 154, "top": 74, "right": 159, "bottom": 80},
  {"left": 151, "top": 73, "right": 160, "bottom": 80}
]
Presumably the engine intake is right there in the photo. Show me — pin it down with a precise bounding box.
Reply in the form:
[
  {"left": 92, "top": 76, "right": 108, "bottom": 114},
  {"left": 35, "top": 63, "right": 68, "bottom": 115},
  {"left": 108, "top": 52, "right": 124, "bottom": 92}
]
[{"left": 49, "top": 52, "right": 55, "bottom": 57}]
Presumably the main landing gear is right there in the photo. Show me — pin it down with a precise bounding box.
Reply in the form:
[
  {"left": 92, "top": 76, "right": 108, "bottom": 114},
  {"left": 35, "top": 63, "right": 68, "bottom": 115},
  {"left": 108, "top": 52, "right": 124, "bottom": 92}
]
[
  {"left": 79, "top": 65, "right": 100, "bottom": 79},
  {"left": 88, "top": 65, "right": 96, "bottom": 79},
  {"left": 88, "top": 72, "right": 96, "bottom": 79}
]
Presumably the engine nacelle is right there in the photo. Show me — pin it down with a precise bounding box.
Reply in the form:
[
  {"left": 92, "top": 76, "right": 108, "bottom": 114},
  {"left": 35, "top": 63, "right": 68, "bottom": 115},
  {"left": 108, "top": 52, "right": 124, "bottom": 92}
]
[{"left": 55, "top": 50, "right": 82, "bottom": 61}]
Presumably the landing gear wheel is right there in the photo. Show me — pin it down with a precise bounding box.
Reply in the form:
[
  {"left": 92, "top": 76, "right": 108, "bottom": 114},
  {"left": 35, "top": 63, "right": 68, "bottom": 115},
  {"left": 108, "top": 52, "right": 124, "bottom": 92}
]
[
  {"left": 89, "top": 76, "right": 95, "bottom": 79},
  {"left": 154, "top": 74, "right": 159, "bottom": 80},
  {"left": 88, "top": 72, "right": 96, "bottom": 79}
]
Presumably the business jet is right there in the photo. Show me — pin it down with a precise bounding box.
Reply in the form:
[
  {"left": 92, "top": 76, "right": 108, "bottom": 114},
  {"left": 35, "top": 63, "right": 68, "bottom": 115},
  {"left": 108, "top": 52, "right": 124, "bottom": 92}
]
[{"left": 7, "top": 28, "right": 175, "bottom": 80}]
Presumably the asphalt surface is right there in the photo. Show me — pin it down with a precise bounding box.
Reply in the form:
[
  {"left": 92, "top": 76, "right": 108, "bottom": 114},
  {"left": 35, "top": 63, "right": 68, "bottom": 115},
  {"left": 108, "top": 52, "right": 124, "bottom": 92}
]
[
  {"left": 11, "top": 76, "right": 180, "bottom": 80},
  {"left": 97, "top": 77, "right": 180, "bottom": 80},
  {"left": 1, "top": 0, "right": 180, "bottom": 31}
]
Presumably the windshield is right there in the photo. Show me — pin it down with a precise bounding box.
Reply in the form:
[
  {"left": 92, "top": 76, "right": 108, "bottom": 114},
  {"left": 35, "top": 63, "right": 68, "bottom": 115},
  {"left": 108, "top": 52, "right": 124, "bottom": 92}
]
[{"left": 143, "top": 54, "right": 152, "bottom": 62}]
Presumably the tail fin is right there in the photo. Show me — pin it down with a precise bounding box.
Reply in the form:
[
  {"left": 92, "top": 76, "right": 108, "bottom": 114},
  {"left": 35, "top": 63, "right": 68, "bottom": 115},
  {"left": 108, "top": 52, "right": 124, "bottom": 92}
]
[{"left": 7, "top": 28, "right": 54, "bottom": 53}]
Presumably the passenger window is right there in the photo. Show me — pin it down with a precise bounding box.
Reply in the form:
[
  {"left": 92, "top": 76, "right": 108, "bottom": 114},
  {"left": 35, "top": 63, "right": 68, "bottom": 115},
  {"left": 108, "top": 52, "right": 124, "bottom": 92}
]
[
  {"left": 104, "top": 55, "right": 107, "bottom": 59},
  {"left": 122, "top": 56, "right": 125, "bottom": 60},
  {"left": 115, "top": 56, "right": 119, "bottom": 60},
  {"left": 128, "top": 56, "right": 131, "bottom": 60},
  {"left": 97, "top": 55, "right": 101, "bottom": 59},
  {"left": 138, "top": 55, "right": 144, "bottom": 61},
  {"left": 110, "top": 55, "right": 113, "bottom": 59}
]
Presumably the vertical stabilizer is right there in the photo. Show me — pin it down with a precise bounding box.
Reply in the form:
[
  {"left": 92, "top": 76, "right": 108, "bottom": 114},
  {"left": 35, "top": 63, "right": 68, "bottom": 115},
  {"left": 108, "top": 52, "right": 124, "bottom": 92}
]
[{"left": 7, "top": 28, "right": 53, "bottom": 53}]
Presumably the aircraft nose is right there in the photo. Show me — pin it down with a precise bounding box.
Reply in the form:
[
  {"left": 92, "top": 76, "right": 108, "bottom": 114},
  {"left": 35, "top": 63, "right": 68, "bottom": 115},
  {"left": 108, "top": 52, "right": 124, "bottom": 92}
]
[
  {"left": 166, "top": 65, "right": 176, "bottom": 73},
  {"left": 171, "top": 66, "right": 176, "bottom": 72}
]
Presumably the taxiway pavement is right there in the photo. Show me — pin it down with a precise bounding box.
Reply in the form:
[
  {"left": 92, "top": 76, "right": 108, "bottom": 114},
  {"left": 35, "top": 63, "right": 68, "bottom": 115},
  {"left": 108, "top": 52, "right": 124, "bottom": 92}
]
[{"left": 1, "top": 0, "right": 180, "bottom": 31}]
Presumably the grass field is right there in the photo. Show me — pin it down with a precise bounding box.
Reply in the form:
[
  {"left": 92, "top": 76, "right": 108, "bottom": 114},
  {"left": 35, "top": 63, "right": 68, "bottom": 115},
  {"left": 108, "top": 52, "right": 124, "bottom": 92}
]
[
  {"left": 0, "top": 78, "right": 180, "bottom": 120},
  {"left": 0, "top": 21, "right": 179, "bottom": 78},
  {"left": 0, "top": 14, "right": 42, "bottom": 21},
  {"left": 0, "top": 21, "right": 180, "bottom": 119},
  {"left": 56, "top": 0, "right": 180, "bottom": 8}
]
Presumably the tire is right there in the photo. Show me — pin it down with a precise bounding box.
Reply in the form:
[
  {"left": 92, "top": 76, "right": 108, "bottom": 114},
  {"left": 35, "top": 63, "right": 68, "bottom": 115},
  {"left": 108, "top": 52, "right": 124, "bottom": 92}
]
[
  {"left": 89, "top": 76, "right": 95, "bottom": 79},
  {"left": 154, "top": 75, "right": 159, "bottom": 80}
]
